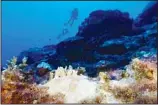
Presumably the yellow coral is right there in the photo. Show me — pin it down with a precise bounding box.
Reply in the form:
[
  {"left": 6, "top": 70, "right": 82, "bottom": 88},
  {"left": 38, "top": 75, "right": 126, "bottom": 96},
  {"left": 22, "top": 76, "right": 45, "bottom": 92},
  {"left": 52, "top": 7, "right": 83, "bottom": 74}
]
[
  {"left": 112, "top": 87, "right": 138, "bottom": 103},
  {"left": 99, "top": 72, "right": 110, "bottom": 83},
  {"left": 131, "top": 58, "right": 156, "bottom": 81},
  {"left": 121, "top": 71, "right": 129, "bottom": 78}
]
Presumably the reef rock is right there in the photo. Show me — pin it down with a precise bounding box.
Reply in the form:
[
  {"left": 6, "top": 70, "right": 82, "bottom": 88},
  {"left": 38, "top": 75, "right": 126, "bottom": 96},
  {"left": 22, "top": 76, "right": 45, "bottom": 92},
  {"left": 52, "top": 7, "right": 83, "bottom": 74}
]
[
  {"left": 76, "top": 10, "right": 133, "bottom": 38},
  {"left": 17, "top": 7, "right": 157, "bottom": 77},
  {"left": 56, "top": 36, "right": 86, "bottom": 62},
  {"left": 17, "top": 45, "right": 56, "bottom": 66},
  {"left": 134, "top": 1, "right": 158, "bottom": 27}
]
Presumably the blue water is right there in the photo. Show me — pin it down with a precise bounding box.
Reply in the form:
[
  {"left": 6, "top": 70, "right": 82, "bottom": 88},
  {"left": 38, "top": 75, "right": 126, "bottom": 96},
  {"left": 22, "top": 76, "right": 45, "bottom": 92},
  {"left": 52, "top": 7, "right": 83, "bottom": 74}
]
[{"left": 2, "top": 1, "right": 150, "bottom": 67}]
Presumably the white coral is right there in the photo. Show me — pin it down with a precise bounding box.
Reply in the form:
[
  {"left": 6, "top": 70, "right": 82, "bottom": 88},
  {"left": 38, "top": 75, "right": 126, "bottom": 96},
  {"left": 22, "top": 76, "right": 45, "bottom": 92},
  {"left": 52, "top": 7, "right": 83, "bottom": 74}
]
[
  {"left": 54, "top": 67, "right": 67, "bottom": 78},
  {"left": 42, "top": 66, "right": 100, "bottom": 103},
  {"left": 40, "top": 57, "right": 157, "bottom": 104},
  {"left": 43, "top": 75, "right": 98, "bottom": 103}
]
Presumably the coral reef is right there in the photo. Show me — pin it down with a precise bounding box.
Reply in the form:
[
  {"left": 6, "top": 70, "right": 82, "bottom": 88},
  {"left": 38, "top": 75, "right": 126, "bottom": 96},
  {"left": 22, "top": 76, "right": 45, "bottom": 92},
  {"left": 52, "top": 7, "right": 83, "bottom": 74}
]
[
  {"left": 107, "top": 57, "right": 157, "bottom": 104},
  {"left": 1, "top": 57, "right": 67, "bottom": 104},
  {"left": 2, "top": 2, "right": 157, "bottom": 104},
  {"left": 76, "top": 9, "right": 133, "bottom": 38},
  {"left": 134, "top": 1, "right": 158, "bottom": 27},
  {"left": 1, "top": 56, "right": 157, "bottom": 104},
  {"left": 42, "top": 66, "right": 98, "bottom": 103},
  {"left": 17, "top": 11, "right": 157, "bottom": 77}
]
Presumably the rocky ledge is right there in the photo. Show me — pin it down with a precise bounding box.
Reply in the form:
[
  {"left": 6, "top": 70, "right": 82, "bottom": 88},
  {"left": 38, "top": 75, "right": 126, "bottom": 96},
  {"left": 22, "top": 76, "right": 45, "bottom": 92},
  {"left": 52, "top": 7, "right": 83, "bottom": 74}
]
[{"left": 17, "top": 2, "right": 157, "bottom": 77}]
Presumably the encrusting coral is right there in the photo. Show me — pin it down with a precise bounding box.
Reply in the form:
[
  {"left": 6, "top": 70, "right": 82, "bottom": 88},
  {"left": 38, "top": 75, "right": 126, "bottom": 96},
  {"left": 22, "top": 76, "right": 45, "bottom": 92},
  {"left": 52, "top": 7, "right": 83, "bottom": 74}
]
[{"left": 1, "top": 56, "right": 157, "bottom": 104}]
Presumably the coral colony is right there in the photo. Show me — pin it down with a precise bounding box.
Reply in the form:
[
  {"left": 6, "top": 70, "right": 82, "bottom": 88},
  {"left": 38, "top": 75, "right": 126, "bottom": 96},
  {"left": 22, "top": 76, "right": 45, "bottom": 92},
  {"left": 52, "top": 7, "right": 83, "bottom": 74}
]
[{"left": 1, "top": 2, "right": 157, "bottom": 104}]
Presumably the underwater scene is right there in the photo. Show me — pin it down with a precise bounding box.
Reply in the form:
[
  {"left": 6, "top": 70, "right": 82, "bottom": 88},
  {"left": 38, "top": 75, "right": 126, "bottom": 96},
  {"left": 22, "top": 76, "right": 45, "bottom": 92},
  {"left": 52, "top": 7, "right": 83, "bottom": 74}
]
[{"left": 1, "top": 1, "right": 157, "bottom": 104}]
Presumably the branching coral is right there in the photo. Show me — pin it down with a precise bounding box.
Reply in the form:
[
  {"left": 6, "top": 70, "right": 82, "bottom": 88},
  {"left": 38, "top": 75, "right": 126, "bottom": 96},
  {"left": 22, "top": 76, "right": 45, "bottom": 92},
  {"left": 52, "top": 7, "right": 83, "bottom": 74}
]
[
  {"left": 2, "top": 57, "right": 37, "bottom": 104},
  {"left": 1, "top": 56, "right": 157, "bottom": 104},
  {"left": 2, "top": 80, "right": 65, "bottom": 104},
  {"left": 1, "top": 57, "right": 66, "bottom": 104},
  {"left": 2, "top": 78, "right": 38, "bottom": 104}
]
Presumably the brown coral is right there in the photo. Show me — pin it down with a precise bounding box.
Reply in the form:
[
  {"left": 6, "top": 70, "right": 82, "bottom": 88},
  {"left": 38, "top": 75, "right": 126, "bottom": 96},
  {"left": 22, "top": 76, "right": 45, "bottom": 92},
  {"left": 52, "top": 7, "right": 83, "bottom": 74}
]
[
  {"left": 134, "top": 96, "right": 157, "bottom": 104},
  {"left": 80, "top": 96, "right": 104, "bottom": 104},
  {"left": 1, "top": 79, "right": 43, "bottom": 104},
  {"left": 37, "top": 93, "right": 65, "bottom": 104},
  {"left": 109, "top": 58, "right": 157, "bottom": 103},
  {"left": 112, "top": 87, "right": 138, "bottom": 103}
]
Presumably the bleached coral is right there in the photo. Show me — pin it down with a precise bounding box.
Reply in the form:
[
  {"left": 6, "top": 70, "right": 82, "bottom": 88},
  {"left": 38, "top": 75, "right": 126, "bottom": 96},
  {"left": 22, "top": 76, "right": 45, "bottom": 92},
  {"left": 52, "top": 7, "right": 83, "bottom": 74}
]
[
  {"left": 42, "top": 66, "right": 99, "bottom": 103},
  {"left": 1, "top": 56, "right": 157, "bottom": 104},
  {"left": 42, "top": 66, "right": 125, "bottom": 103}
]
